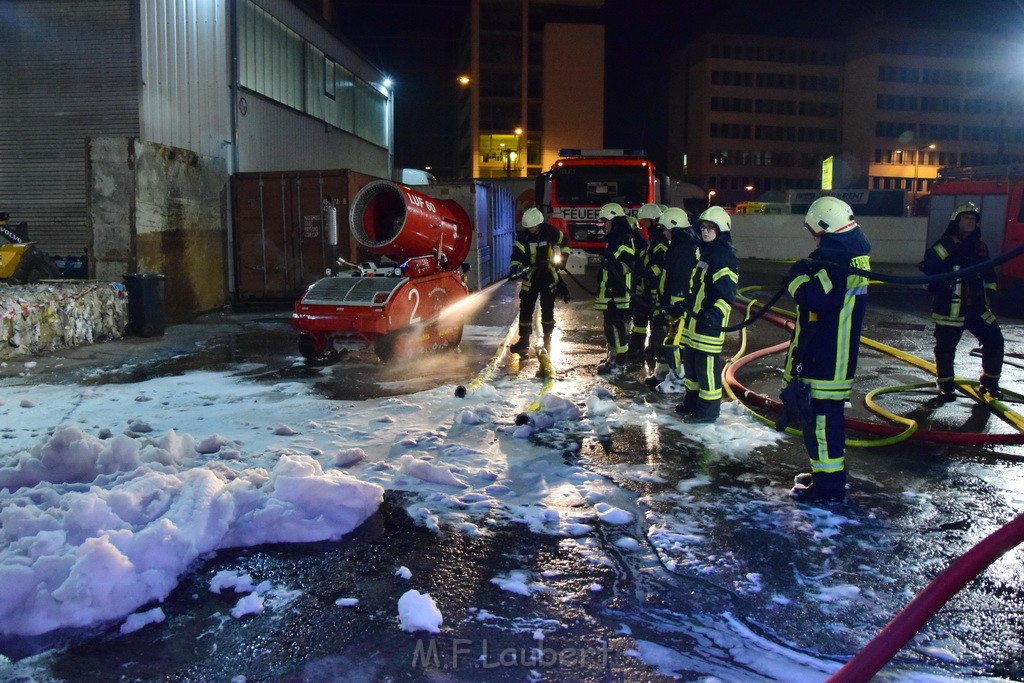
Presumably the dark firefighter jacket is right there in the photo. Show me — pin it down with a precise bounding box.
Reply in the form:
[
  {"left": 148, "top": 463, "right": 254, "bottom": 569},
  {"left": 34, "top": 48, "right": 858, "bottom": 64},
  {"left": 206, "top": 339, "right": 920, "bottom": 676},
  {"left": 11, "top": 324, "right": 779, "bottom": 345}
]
[
  {"left": 661, "top": 229, "right": 700, "bottom": 315},
  {"left": 636, "top": 228, "right": 668, "bottom": 309},
  {"left": 510, "top": 222, "right": 569, "bottom": 293},
  {"left": 682, "top": 233, "right": 738, "bottom": 353},
  {"left": 919, "top": 222, "right": 997, "bottom": 324},
  {"left": 595, "top": 216, "right": 636, "bottom": 310},
  {"left": 784, "top": 229, "right": 872, "bottom": 401}
]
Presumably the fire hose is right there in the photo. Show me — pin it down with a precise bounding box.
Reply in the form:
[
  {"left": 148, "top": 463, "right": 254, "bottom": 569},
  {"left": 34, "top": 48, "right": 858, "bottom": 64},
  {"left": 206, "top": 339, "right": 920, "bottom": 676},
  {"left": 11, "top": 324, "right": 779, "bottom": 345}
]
[
  {"left": 827, "top": 512, "right": 1024, "bottom": 682},
  {"left": 723, "top": 292, "right": 1024, "bottom": 447},
  {"left": 721, "top": 295, "right": 1024, "bottom": 679}
]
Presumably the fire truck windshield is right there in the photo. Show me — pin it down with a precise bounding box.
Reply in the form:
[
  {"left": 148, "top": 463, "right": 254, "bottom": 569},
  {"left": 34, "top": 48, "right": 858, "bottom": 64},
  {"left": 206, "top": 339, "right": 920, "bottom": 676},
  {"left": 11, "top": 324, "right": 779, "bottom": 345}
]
[{"left": 552, "top": 165, "right": 650, "bottom": 206}]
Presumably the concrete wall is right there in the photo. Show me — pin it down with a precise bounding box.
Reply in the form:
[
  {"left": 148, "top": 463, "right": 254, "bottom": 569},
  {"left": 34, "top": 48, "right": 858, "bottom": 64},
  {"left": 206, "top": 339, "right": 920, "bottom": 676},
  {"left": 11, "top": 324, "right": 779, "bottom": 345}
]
[
  {"left": 730, "top": 215, "right": 929, "bottom": 264},
  {"left": 89, "top": 138, "right": 230, "bottom": 322}
]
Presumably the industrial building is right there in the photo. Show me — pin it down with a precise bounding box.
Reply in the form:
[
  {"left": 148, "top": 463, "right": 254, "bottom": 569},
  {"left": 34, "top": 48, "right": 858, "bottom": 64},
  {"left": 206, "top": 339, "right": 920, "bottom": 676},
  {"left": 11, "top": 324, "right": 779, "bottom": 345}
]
[{"left": 0, "top": 0, "right": 392, "bottom": 318}]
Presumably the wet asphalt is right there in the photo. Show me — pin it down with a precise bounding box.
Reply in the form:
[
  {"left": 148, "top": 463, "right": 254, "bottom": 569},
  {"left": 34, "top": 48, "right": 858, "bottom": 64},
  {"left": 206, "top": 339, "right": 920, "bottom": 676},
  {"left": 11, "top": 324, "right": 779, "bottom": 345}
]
[{"left": 2, "top": 259, "right": 1024, "bottom": 681}]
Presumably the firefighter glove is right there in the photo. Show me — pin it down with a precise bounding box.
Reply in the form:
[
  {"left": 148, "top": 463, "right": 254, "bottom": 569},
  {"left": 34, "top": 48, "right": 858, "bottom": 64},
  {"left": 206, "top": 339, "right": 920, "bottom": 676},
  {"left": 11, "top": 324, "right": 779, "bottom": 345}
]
[
  {"left": 775, "top": 377, "right": 813, "bottom": 432},
  {"left": 664, "top": 301, "right": 690, "bottom": 318}
]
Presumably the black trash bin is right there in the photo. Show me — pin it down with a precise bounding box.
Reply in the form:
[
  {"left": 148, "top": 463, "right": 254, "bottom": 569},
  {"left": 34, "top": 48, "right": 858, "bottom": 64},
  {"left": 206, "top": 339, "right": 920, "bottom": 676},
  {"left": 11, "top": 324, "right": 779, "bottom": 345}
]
[{"left": 123, "top": 272, "right": 167, "bottom": 337}]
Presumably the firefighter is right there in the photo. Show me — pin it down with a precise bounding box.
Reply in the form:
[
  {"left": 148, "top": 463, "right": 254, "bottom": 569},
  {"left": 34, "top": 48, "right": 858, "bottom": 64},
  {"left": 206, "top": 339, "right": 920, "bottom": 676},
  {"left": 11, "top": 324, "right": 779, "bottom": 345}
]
[
  {"left": 594, "top": 203, "right": 636, "bottom": 374},
  {"left": 785, "top": 196, "right": 871, "bottom": 504},
  {"left": 508, "top": 207, "right": 570, "bottom": 355},
  {"left": 919, "top": 202, "right": 1004, "bottom": 401},
  {"left": 646, "top": 207, "right": 700, "bottom": 389},
  {"left": 675, "top": 206, "right": 738, "bottom": 423},
  {"left": 627, "top": 203, "right": 664, "bottom": 364}
]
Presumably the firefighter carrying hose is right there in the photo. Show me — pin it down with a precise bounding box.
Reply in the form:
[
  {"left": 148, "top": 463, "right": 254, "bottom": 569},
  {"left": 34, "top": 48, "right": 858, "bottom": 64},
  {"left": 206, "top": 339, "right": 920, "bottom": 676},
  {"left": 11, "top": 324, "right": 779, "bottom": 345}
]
[
  {"left": 784, "top": 196, "right": 872, "bottom": 504},
  {"left": 919, "top": 201, "right": 1004, "bottom": 401},
  {"left": 508, "top": 207, "right": 570, "bottom": 356}
]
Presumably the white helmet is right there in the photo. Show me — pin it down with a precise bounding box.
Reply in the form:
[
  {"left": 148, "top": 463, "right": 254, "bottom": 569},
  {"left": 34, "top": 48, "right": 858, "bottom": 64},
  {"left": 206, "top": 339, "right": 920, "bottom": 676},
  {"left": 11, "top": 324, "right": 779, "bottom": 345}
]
[
  {"left": 950, "top": 201, "right": 980, "bottom": 222},
  {"left": 522, "top": 207, "right": 544, "bottom": 229},
  {"left": 598, "top": 203, "right": 625, "bottom": 221},
  {"left": 627, "top": 215, "right": 640, "bottom": 231},
  {"left": 698, "top": 206, "right": 731, "bottom": 233},
  {"left": 658, "top": 207, "right": 691, "bottom": 230},
  {"left": 804, "top": 196, "right": 858, "bottom": 236},
  {"left": 637, "top": 203, "right": 663, "bottom": 221}
]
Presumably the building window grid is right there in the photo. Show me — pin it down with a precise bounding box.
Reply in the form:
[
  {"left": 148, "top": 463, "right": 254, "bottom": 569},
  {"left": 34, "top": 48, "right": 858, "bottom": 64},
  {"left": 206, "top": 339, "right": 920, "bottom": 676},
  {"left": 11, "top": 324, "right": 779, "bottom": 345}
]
[
  {"left": 706, "top": 36, "right": 1024, "bottom": 195},
  {"left": 238, "top": 0, "right": 388, "bottom": 148}
]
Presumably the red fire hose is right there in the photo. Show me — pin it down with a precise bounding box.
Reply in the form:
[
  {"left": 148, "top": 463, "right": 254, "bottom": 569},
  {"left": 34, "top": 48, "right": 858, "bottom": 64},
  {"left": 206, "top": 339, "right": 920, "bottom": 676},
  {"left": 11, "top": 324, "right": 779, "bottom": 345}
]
[
  {"left": 828, "top": 512, "right": 1024, "bottom": 682},
  {"left": 726, "top": 301, "right": 1024, "bottom": 445}
]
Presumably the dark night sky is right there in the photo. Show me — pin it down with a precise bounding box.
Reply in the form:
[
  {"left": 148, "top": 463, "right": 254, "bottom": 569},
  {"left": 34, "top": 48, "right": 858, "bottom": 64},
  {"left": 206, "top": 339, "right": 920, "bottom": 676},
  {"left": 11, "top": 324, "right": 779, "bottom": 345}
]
[{"left": 327, "top": 0, "right": 1024, "bottom": 177}]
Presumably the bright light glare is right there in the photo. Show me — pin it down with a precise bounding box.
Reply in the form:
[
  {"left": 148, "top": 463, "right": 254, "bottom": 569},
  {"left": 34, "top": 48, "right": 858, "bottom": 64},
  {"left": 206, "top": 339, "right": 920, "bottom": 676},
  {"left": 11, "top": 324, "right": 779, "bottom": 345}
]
[
  {"left": 457, "top": 75, "right": 471, "bottom": 85},
  {"left": 382, "top": 78, "right": 393, "bottom": 88},
  {"left": 552, "top": 253, "right": 562, "bottom": 265}
]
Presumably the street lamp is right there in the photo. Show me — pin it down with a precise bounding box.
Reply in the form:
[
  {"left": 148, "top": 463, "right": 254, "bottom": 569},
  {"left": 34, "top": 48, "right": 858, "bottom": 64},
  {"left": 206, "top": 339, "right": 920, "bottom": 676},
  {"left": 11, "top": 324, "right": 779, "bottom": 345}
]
[
  {"left": 513, "top": 127, "right": 523, "bottom": 178},
  {"left": 708, "top": 189, "right": 717, "bottom": 206},
  {"left": 911, "top": 143, "right": 936, "bottom": 216}
]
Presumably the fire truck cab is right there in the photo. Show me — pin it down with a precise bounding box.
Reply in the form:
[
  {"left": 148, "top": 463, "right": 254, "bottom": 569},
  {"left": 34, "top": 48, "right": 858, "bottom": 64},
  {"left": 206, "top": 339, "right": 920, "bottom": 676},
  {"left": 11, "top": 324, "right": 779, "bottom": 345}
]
[{"left": 534, "top": 149, "right": 670, "bottom": 273}]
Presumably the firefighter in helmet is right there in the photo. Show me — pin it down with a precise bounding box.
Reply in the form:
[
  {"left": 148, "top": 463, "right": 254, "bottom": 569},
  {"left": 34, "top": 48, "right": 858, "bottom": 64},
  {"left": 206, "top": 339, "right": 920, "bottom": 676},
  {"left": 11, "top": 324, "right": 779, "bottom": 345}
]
[
  {"left": 919, "top": 201, "right": 1003, "bottom": 401},
  {"left": 674, "top": 206, "right": 738, "bottom": 423},
  {"left": 628, "top": 202, "right": 666, "bottom": 363},
  {"left": 594, "top": 202, "right": 636, "bottom": 374},
  {"left": 509, "top": 207, "right": 570, "bottom": 355},
  {"left": 646, "top": 207, "right": 700, "bottom": 389},
  {"left": 784, "top": 196, "right": 871, "bottom": 504}
]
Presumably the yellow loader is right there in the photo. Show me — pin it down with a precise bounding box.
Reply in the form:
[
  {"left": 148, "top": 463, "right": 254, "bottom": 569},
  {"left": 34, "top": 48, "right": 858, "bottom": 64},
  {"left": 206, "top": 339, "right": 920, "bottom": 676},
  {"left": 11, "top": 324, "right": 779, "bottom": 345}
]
[{"left": 0, "top": 212, "right": 59, "bottom": 284}]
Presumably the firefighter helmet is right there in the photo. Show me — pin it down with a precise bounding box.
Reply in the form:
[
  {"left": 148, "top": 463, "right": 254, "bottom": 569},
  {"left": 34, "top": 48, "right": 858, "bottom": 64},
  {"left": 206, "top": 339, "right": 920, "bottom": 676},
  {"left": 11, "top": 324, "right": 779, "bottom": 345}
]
[
  {"left": 950, "top": 201, "right": 980, "bottom": 222},
  {"left": 658, "top": 204, "right": 669, "bottom": 213},
  {"left": 522, "top": 207, "right": 544, "bottom": 229},
  {"left": 804, "top": 196, "right": 858, "bottom": 236},
  {"left": 627, "top": 215, "right": 640, "bottom": 231},
  {"left": 598, "top": 203, "right": 625, "bottom": 221},
  {"left": 698, "top": 206, "right": 732, "bottom": 233},
  {"left": 658, "top": 207, "right": 691, "bottom": 230},
  {"left": 637, "top": 203, "right": 663, "bottom": 221}
]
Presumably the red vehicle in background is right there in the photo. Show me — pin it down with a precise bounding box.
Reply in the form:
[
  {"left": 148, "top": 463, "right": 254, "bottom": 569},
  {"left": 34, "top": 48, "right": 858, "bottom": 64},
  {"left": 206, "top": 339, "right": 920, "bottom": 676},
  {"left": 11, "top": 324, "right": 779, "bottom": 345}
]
[
  {"left": 534, "top": 149, "right": 670, "bottom": 273},
  {"left": 929, "top": 165, "right": 1024, "bottom": 297}
]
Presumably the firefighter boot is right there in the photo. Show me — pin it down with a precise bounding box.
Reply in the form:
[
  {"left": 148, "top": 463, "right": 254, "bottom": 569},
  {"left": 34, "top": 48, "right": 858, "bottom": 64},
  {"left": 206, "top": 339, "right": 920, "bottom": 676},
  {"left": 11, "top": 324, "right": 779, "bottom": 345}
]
[
  {"left": 509, "top": 331, "right": 531, "bottom": 356},
  {"left": 934, "top": 352, "right": 956, "bottom": 402},
  {"left": 596, "top": 354, "right": 622, "bottom": 375},
  {"left": 684, "top": 398, "right": 720, "bottom": 423},
  {"left": 645, "top": 343, "right": 661, "bottom": 367},
  {"left": 626, "top": 332, "right": 647, "bottom": 364},
  {"left": 936, "top": 379, "right": 956, "bottom": 403},
  {"left": 980, "top": 373, "right": 1003, "bottom": 400},
  {"left": 542, "top": 323, "right": 555, "bottom": 352},
  {"left": 645, "top": 363, "right": 670, "bottom": 389},
  {"left": 674, "top": 390, "right": 699, "bottom": 414},
  {"left": 790, "top": 470, "right": 847, "bottom": 504}
]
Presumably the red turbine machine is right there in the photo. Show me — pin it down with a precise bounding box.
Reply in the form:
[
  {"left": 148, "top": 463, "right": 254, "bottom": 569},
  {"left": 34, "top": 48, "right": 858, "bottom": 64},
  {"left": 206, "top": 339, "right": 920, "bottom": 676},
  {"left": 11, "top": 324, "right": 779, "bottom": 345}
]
[{"left": 292, "top": 180, "right": 472, "bottom": 362}]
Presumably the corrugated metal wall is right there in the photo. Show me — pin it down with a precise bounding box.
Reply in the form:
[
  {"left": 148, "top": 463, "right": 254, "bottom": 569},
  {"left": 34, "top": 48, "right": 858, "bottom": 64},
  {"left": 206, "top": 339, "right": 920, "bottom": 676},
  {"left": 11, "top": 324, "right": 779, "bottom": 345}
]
[
  {"left": 0, "top": 1, "right": 140, "bottom": 255},
  {"left": 138, "top": 0, "right": 232, "bottom": 160}
]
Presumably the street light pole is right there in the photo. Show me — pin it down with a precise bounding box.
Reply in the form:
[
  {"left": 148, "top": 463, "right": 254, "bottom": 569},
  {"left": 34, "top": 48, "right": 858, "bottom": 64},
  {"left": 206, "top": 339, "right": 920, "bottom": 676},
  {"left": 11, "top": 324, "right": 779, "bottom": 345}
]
[
  {"left": 912, "top": 143, "right": 936, "bottom": 216},
  {"left": 708, "top": 189, "right": 716, "bottom": 207}
]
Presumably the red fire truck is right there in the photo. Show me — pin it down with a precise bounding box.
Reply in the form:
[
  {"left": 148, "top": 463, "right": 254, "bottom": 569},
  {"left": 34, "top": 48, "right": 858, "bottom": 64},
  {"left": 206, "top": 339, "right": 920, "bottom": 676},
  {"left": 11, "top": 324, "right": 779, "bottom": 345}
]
[
  {"left": 929, "top": 165, "right": 1024, "bottom": 296},
  {"left": 534, "top": 149, "right": 670, "bottom": 272}
]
